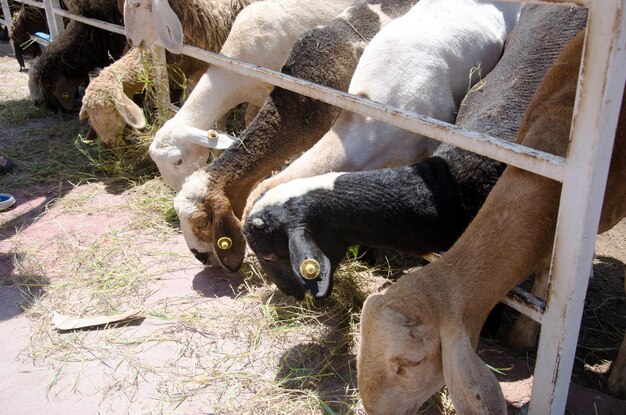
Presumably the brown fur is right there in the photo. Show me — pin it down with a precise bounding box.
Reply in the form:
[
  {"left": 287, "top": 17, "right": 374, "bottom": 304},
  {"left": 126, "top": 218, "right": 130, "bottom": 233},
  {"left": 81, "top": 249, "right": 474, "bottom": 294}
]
[
  {"left": 168, "top": 0, "right": 252, "bottom": 52},
  {"left": 81, "top": 47, "right": 208, "bottom": 146},
  {"left": 188, "top": 0, "right": 417, "bottom": 272},
  {"left": 8, "top": 4, "right": 48, "bottom": 59},
  {"left": 30, "top": 0, "right": 127, "bottom": 111},
  {"left": 357, "top": 29, "right": 626, "bottom": 414},
  {"left": 81, "top": 0, "right": 250, "bottom": 145}
]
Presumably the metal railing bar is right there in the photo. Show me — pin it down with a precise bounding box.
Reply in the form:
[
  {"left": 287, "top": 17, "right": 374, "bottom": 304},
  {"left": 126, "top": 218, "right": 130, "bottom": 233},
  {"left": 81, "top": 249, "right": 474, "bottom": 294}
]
[
  {"left": 503, "top": 288, "right": 546, "bottom": 324},
  {"left": 51, "top": 8, "right": 125, "bottom": 36},
  {"left": 178, "top": 43, "right": 567, "bottom": 182},
  {"left": 12, "top": 0, "right": 45, "bottom": 9}
]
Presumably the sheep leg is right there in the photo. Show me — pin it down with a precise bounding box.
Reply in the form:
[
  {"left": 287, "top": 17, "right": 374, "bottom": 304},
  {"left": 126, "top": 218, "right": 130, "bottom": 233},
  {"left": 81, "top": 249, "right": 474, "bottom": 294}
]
[{"left": 14, "top": 43, "right": 26, "bottom": 71}]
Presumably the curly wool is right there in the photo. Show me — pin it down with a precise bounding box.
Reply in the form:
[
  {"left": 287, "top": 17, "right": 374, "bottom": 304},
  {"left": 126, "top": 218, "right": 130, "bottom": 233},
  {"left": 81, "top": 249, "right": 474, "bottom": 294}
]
[{"left": 168, "top": 0, "right": 253, "bottom": 51}]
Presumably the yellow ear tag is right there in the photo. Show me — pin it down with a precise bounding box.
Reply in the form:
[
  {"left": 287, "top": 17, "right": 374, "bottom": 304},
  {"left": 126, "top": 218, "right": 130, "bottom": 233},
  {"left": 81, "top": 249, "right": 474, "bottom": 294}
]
[
  {"left": 217, "top": 237, "right": 233, "bottom": 250},
  {"left": 207, "top": 129, "right": 219, "bottom": 139},
  {"left": 299, "top": 259, "right": 321, "bottom": 280}
]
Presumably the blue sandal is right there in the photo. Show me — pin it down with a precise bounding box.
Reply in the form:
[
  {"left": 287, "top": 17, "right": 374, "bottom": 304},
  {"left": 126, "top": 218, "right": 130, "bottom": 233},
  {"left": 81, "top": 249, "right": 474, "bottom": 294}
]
[{"left": 0, "top": 193, "right": 15, "bottom": 211}]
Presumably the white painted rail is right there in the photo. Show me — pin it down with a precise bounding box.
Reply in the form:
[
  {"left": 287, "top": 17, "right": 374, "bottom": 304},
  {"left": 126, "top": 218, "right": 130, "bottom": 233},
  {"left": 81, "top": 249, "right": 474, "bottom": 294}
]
[
  {"left": 0, "top": 0, "right": 11, "bottom": 27},
  {"left": 0, "top": 0, "right": 13, "bottom": 45},
  {"left": 0, "top": 0, "right": 624, "bottom": 413}
]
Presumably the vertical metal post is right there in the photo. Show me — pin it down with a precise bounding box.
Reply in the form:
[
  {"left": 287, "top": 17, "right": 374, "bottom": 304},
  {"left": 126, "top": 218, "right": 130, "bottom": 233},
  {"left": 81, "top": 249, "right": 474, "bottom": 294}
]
[
  {"left": 528, "top": 0, "right": 626, "bottom": 413},
  {"left": 0, "top": 0, "right": 16, "bottom": 56},
  {"left": 43, "top": 0, "right": 64, "bottom": 39},
  {"left": 0, "top": 0, "right": 12, "bottom": 26}
]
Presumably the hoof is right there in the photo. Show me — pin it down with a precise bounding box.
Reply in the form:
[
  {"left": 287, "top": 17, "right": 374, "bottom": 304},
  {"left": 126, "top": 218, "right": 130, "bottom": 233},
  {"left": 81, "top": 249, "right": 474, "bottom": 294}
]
[{"left": 507, "top": 316, "right": 540, "bottom": 351}]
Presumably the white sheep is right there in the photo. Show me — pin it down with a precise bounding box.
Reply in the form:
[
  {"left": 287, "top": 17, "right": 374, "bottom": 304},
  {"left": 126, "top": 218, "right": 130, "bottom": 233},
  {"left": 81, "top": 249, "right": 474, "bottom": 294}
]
[
  {"left": 356, "top": 29, "right": 626, "bottom": 413},
  {"left": 149, "top": 0, "right": 354, "bottom": 191},
  {"left": 244, "top": 0, "right": 521, "bottom": 215}
]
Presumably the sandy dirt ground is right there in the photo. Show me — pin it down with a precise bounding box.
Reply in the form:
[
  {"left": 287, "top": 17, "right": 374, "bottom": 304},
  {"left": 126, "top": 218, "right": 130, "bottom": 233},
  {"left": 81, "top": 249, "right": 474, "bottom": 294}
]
[{"left": 0, "top": 39, "right": 625, "bottom": 415}]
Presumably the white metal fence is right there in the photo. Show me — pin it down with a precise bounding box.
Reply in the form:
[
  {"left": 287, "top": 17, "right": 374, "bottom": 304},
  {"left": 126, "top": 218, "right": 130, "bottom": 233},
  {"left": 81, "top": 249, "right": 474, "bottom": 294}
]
[{"left": 0, "top": 0, "right": 624, "bottom": 413}]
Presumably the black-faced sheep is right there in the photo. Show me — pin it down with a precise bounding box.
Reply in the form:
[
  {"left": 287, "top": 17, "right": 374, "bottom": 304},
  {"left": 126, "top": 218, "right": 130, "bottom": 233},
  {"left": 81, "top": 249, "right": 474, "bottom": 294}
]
[
  {"left": 28, "top": 0, "right": 127, "bottom": 112},
  {"left": 174, "top": 0, "right": 417, "bottom": 272},
  {"left": 148, "top": 0, "right": 353, "bottom": 191},
  {"left": 243, "top": 3, "right": 587, "bottom": 300},
  {"left": 357, "top": 28, "right": 626, "bottom": 414}
]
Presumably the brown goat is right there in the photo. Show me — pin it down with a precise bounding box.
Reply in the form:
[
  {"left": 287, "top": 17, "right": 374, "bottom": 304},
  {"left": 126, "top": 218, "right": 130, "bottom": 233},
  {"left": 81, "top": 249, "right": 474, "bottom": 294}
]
[{"left": 357, "top": 30, "right": 626, "bottom": 414}]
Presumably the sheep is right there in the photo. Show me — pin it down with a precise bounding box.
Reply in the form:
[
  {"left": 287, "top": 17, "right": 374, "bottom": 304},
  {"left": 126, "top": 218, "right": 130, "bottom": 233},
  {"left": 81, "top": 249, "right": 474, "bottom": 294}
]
[
  {"left": 28, "top": 0, "right": 127, "bottom": 112},
  {"left": 242, "top": 3, "right": 586, "bottom": 300},
  {"left": 149, "top": 0, "right": 354, "bottom": 191},
  {"left": 8, "top": 3, "right": 49, "bottom": 71},
  {"left": 356, "top": 29, "right": 626, "bottom": 414},
  {"left": 78, "top": 47, "right": 148, "bottom": 146},
  {"left": 92, "top": 0, "right": 258, "bottom": 147},
  {"left": 78, "top": 47, "right": 208, "bottom": 146},
  {"left": 174, "top": 0, "right": 418, "bottom": 273},
  {"left": 244, "top": 0, "right": 521, "bottom": 212}
]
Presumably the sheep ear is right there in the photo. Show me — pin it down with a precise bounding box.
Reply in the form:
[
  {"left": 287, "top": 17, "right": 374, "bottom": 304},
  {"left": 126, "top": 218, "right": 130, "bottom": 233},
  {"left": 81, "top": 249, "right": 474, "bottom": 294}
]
[
  {"left": 113, "top": 89, "right": 146, "bottom": 129},
  {"left": 212, "top": 205, "right": 246, "bottom": 272},
  {"left": 440, "top": 325, "right": 507, "bottom": 414},
  {"left": 79, "top": 104, "right": 89, "bottom": 120},
  {"left": 180, "top": 127, "right": 237, "bottom": 149},
  {"left": 287, "top": 228, "right": 333, "bottom": 298},
  {"left": 152, "top": 0, "right": 184, "bottom": 53}
]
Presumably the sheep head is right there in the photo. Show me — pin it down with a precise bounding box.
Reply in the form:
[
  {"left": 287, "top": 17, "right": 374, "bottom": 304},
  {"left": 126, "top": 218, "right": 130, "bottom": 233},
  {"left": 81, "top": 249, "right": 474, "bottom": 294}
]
[
  {"left": 80, "top": 87, "right": 146, "bottom": 146},
  {"left": 244, "top": 216, "right": 346, "bottom": 300},
  {"left": 174, "top": 169, "right": 246, "bottom": 272},
  {"left": 124, "top": 0, "right": 183, "bottom": 53},
  {"left": 357, "top": 271, "right": 507, "bottom": 415},
  {"left": 243, "top": 175, "right": 348, "bottom": 299},
  {"left": 28, "top": 61, "right": 84, "bottom": 112},
  {"left": 150, "top": 120, "right": 235, "bottom": 191}
]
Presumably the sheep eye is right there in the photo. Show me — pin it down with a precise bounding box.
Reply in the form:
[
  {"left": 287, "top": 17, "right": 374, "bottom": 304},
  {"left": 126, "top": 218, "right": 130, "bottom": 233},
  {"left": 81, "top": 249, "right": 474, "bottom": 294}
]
[
  {"left": 62, "top": 92, "right": 71, "bottom": 100},
  {"left": 197, "top": 222, "right": 208, "bottom": 229},
  {"left": 262, "top": 253, "right": 278, "bottom": 262},
  {"left": 252, "top": 217, "right": 265, "bottom": 229},
  {"left": 174, "top": 159, "right": 182, "bottom": 166}
]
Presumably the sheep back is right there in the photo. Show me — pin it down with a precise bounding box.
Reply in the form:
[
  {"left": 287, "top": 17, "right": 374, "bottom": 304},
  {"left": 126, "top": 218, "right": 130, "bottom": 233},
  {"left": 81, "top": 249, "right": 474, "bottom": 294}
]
[
  {"left": 168, "top": 0, "right": 253, "bottom": 52},
  {"left": 439, "top": 3, "right": 588, "bottom": 218}
]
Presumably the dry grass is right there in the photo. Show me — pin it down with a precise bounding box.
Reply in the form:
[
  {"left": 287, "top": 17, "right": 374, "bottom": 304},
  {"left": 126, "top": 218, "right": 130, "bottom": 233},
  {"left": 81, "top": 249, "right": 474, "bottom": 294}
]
[{"left": 1, "top": 45, "right": 491, "bottom": 415}]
